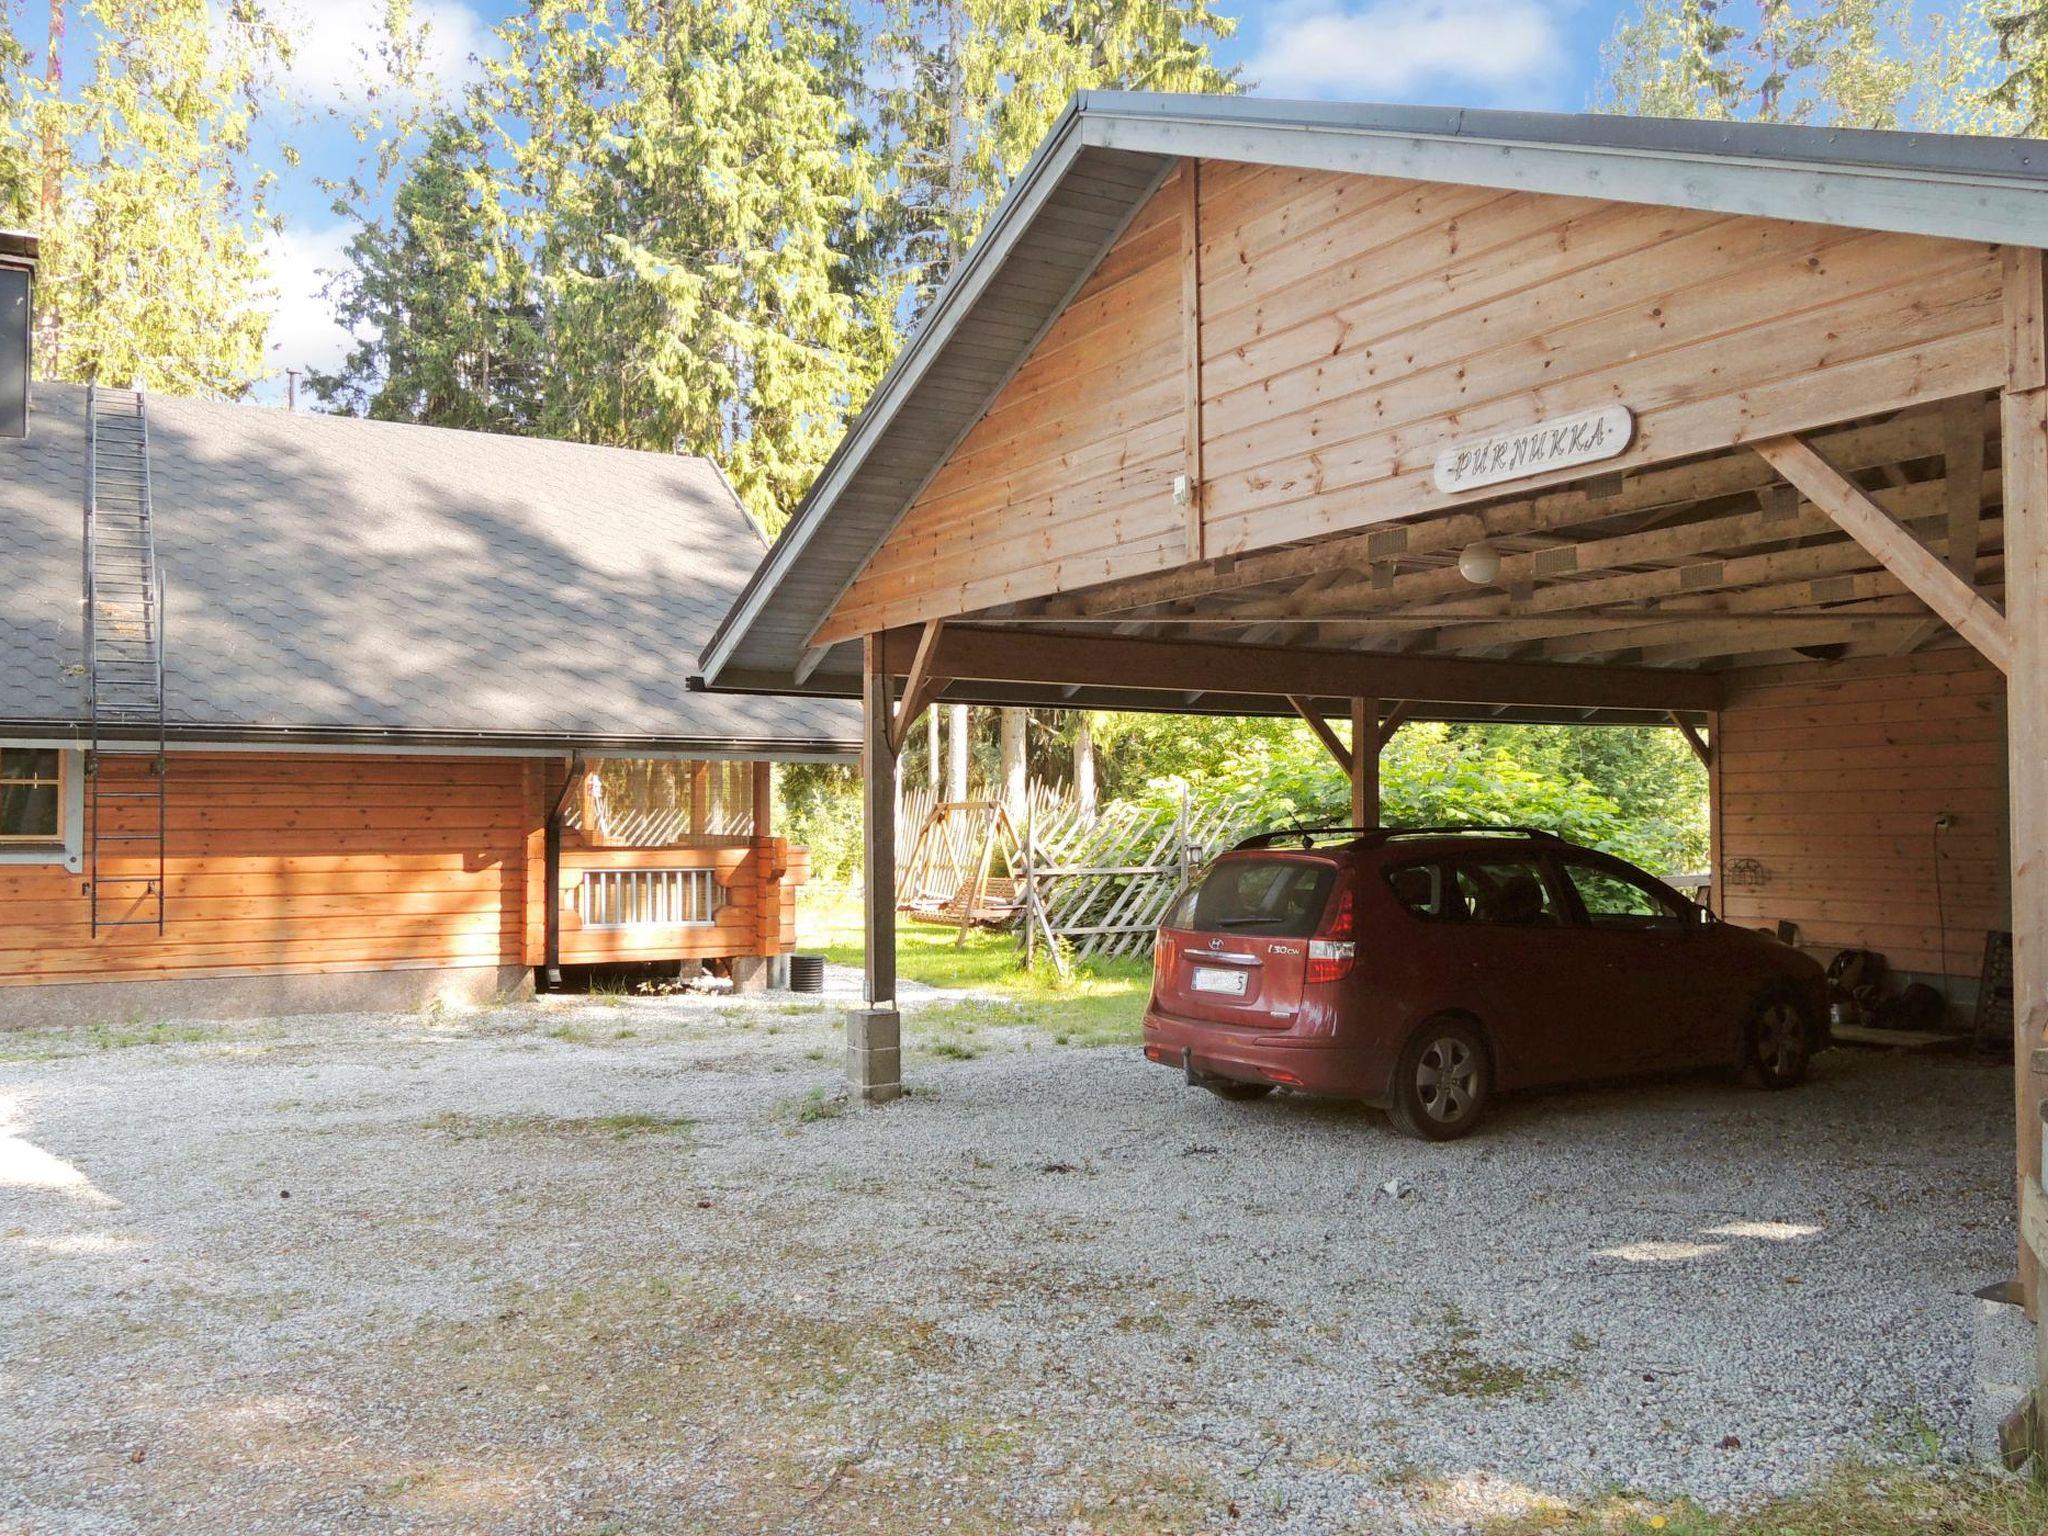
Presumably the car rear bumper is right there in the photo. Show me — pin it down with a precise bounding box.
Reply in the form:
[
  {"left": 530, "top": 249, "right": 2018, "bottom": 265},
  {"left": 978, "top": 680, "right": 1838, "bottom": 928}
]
[{"left": 1142, "top": 1008, "right": 1383, "bottom": 1100}]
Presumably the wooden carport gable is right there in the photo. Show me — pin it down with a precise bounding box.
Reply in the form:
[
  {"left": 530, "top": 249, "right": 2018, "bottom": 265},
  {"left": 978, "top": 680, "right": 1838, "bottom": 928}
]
[{"left": 698, "top": 94, "right": 2048, "bottom": 1456}]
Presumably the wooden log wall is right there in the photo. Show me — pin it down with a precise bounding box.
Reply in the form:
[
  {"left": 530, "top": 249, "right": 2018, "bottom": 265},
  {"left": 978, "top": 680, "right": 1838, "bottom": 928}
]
[
  {"left": 1717, "top": 649, "right": 2010, "bottom": 978},
  {"left": 0, "top": 753, "right": 533, "bottom": 987},
  {"left": 0, "top": 751, "right": 808, "bottom": 992},
  {"left": 553, "top": 841, "right": 805, "bottom": 966},
  {"left": 819, "top": 160, "right": 2006, "bottom": 644}
]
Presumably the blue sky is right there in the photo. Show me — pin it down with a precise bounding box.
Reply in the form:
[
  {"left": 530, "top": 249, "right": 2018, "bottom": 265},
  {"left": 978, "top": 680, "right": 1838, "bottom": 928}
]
[{"left": 236, "top": 0, "right": 1633, "bottom": 401}]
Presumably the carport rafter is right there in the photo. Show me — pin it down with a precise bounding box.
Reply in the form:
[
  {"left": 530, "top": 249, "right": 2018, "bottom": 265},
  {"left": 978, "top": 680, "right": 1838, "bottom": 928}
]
[{"left": 1753, "top": 434, "right": 2014, "bottom": 674}]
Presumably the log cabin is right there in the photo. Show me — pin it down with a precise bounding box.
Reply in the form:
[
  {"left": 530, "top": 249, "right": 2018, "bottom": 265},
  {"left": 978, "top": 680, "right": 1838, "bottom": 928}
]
[
  {"left": 696, "top": 95, "right": 2048, "bottom": 1449},
  {"left": 0, "top": 247, "right": 854, "bottom": 1024}
]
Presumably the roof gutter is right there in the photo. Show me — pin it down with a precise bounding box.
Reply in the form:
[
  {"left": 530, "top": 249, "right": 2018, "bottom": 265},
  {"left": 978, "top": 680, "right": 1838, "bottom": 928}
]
[{"left": 0, "top": 718, "right": 859, "bottom": 761}]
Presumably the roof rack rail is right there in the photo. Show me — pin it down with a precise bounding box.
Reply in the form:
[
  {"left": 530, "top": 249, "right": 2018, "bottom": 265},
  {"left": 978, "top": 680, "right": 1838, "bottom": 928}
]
[{"left": 1230, "top": 824, "right": 1565, "bottom": 852}]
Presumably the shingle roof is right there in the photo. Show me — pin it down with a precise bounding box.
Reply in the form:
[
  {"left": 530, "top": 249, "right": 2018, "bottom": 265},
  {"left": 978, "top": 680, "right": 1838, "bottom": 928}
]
[
  {"left": 1, "top": 382, "right": 857, "bottom": 756},
  {"left": 701, "top": 90, "right": 2048, "bottom": 700}
]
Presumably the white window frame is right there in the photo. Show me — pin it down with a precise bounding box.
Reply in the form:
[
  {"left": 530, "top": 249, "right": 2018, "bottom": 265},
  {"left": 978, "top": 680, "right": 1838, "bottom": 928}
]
[{"left": 0, "top": 747, "right": 84, "bottom": 872}]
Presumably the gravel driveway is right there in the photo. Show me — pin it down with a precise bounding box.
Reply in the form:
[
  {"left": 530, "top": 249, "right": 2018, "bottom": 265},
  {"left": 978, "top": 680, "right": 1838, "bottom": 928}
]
[{"left": 0, "top": 994, "right": 2015, "bottom": 1534}]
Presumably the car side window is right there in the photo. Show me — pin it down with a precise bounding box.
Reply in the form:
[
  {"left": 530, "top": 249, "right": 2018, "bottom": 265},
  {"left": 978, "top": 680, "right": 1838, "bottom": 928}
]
[
  {"left": 1386, "top": 860, "right": 1469, "bottom": 921},
  {"left": 1453, "top": 858, "right": 1563, "bottom": 927},
  {"left": 1560, "top": 859, "right": 1688, "bottom": 930}
]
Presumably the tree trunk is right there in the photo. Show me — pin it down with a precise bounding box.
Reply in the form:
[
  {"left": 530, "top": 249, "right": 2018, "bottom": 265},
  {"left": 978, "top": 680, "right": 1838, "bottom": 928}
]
[
  {"left": 1000, "top": 707, "right": 1027, "bottom": 820},
  {"left": 1073, "top": 712, "right": 1097, "bottom": 822},
  {"left": 948, "top": 702, "right": 970, "bottom": 801}
]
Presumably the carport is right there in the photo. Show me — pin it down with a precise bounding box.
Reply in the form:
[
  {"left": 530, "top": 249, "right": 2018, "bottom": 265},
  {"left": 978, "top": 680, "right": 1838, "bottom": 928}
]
[{"left": 698, "top": 95, "right": 2048, "bottom": 1448}]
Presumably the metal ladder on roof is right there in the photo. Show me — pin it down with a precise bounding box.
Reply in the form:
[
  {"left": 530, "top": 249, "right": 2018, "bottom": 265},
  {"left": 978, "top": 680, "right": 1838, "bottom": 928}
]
[{"left": 84, "top": 383, "right": 167, "bottom": 937}]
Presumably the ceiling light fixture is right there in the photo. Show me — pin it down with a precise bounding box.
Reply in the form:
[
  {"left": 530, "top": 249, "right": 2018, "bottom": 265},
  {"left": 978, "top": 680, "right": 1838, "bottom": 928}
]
[{"left": 1457, "top": 540, "right": 1502, "bottom": 585}]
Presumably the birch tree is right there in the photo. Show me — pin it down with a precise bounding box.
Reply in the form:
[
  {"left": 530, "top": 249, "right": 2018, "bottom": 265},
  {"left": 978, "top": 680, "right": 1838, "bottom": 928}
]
[
  {"left": 20, "top": 0, "right": 288, "bottom": 395},
  {"left": 1598, "top": 0, "right": 2027, "bottom": 129}
]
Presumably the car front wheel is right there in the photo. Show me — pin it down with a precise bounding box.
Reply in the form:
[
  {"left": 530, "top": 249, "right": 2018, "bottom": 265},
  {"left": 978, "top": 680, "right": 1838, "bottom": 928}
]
[
  {"left": 1744, "top": 986, "right": 1814, "bottom": 1090},
  {"left": 1387, "top": 1018, "right": 1491, "bottom": 1142}
]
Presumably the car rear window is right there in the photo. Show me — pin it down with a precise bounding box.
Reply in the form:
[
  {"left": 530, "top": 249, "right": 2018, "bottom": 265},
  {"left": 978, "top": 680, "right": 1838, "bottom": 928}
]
[{"left": 1170, "top": 857, "right": 1337, "bottom": 938}]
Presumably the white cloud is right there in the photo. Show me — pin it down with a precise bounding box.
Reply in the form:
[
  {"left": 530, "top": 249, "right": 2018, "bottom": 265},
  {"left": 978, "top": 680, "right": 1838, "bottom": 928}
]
[
  {"left": 1244, "top": 0, "right": 1568, "bottom": 100},
  {"left": 271, "top": 0, "right": 492, "bottom": 111},
  {"left": 255, "top": 220, "right": 362, "bottom": 404}
]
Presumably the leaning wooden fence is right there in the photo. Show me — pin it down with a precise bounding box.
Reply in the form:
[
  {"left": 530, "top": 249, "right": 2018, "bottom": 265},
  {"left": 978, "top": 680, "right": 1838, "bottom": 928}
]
[{"left": 1018, "top": 794, "right": 1258, "bottom": 973}]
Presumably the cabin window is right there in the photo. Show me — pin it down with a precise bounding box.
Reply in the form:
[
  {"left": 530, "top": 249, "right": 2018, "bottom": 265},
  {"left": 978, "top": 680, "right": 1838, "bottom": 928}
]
[{"left": 0, "top": 747, "right": 62, "bottom": 843}]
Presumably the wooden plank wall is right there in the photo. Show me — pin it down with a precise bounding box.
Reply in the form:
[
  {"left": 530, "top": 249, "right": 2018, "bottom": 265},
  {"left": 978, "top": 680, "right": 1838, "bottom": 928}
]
[
  {"left": 0, "top": 753, "right": 533, "bottom": 987},
  {"left": 0, "top": 753, "right": 810, "bottom": 991},
  {"left": 1717, "top": 648, "right": 2009, "bottom": 977},
  {"left": 822, "top": 172, "right": 1189, "bottom": 640},
  {"left": 819, "top": 160, "right": 2006, "bottom": 643}
]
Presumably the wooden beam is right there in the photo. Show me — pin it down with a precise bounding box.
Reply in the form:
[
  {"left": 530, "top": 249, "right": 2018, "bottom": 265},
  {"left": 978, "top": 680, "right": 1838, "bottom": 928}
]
[
  {"left": 1753, "top": 434, "right": 2013, "bottom": 674},
  {"left": 1378, "top": 701, "right": 1414, "bottom": 748},
  {"left": 1669, "top": 712, "right": 1711, "bottom": 768},
  {"left": 1179, "top": 158, "right": 1205, "bottom": 564},
  {"left": 752, "top": 759, "right": 773, "bottom": 840},
  {"left": 1946, "top": 394, "right": 1988, "bottom": 584},
  {"left": 1351, "top": 697, "right": 1380, "bottom": 829},
  {"left": 1901, "top": 393, "right": 1993, "bottom": 655},
  {"left": 884, "top": 624, "right": 1724, "bottom": 714},
  {"left": 1034, "top": 405, "right": 1985, "bottom": 622},
  {"left": 860, "top": 633, "right": 897, "bottom": 1012},
  {"left": 1287, "top": 695, "right": 1352, "bottom": 774},
  {"left": 888, "top": 618, "right": 947, "bottom": 756},
  {"left": 2001, "top": 245, "right": 2048, "bottom": 1361}
]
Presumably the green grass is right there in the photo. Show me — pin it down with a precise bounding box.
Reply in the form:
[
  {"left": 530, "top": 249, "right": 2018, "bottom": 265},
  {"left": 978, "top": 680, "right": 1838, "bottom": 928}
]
[
  {"left": 800, "top": 886, "right": 1150, "bottom": 1047},
  {"left": 1473, "top": 1463, "right": 2048, "bottom": 1535}
]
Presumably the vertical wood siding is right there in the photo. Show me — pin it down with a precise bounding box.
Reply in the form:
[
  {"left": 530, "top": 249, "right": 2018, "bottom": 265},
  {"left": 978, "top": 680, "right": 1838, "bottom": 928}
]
[
  {"left": 818, "top": 161, "right": 2005, "bottom": 643},
  {"left": 1718, "top": 648, "right": 2010, "bottom": 977}
]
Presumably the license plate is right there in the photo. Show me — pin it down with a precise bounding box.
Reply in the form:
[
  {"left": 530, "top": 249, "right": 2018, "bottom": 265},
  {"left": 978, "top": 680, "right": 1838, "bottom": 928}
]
[{"left": 1190, "top": 967, "right": 1248, "bottom": 997}]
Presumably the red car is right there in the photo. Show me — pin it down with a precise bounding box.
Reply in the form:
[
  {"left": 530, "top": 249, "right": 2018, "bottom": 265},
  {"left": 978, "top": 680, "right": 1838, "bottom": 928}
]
[{"left": 1142, "top": 826, "right": 1827, "bottom": 1141}]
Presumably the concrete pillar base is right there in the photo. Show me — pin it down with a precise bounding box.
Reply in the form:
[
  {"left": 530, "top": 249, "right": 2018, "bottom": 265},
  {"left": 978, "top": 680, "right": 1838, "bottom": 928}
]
[
  {"left": 729, "top": 955, "right": 769, "bottom": 995},
  {"left": 846, "top": 1006, "right": 901, "bottom": 1104}
]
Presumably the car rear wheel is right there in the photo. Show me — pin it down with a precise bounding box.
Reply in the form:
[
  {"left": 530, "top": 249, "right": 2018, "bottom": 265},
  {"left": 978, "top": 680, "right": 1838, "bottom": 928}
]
[
  {"left": 1387, "top": 1018, "right": 1491, "bottom": 1142},
  {"left": 1204, "top": 1080, "right": 1273, "bottom": 1102},
  {"left": 1744, "top": 987, "right": 1814, "bottom": 1090}
]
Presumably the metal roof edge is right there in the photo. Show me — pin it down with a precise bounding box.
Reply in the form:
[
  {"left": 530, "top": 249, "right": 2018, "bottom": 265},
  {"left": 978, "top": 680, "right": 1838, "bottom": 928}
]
[{"left": 1077, "top": 94, "right": 2048, "bottom": 247}]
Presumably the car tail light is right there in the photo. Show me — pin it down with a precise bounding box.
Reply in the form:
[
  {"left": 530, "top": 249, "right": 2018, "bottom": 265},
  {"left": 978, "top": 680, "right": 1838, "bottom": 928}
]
[
  {"left": 1305, "top": 886, "right": 1356, "bottom": 985},
  {"left": 1154, "top": 930, "right": 1177, "bottom": 978}
]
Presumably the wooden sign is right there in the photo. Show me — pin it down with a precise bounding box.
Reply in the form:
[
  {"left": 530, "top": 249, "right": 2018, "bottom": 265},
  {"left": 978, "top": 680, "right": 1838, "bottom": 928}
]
[{"left": 1433, "top": 405, "right": 1634, "bottom": 495}]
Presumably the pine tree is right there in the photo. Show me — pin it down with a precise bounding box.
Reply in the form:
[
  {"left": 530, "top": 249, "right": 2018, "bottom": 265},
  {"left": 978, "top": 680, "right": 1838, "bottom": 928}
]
[
  {"left": 474, "top": 0, "right": 890, "bottom": 532},
  {"left": 1989, "top": 1, "right": 2048, "bottom": 130},
  {"left": 26, "top": 0, "right": 287, "bottom": 395},
  {"left": 877, "top": 0, "right": 1236, "bottom": 309},
  {"left": 310, "top": 114, "right": 539, "bottom": 430}
]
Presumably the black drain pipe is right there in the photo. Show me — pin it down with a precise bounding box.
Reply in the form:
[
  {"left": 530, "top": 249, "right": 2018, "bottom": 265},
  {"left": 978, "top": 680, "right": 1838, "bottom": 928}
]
[{"left": 542, "top": 751, "right": 585, "bottom": 990}]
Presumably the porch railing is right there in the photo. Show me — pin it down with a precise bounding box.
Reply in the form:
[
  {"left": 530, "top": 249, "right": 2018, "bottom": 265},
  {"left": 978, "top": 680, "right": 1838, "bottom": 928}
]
[{"left": 572, "top": 868, "right": 722, "bottom": 929}]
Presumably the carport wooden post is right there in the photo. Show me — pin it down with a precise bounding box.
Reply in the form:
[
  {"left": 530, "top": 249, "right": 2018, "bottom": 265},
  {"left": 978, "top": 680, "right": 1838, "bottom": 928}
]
[
  {"left": 2005, "top": 246, "right": 2048, "bottom": 1442},
  {"left": 1350, "top": 697, "right": 1380, "bottom": 829},
  {"left": 849, "top": 633, "right": 902, "bottom": 1104}
]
